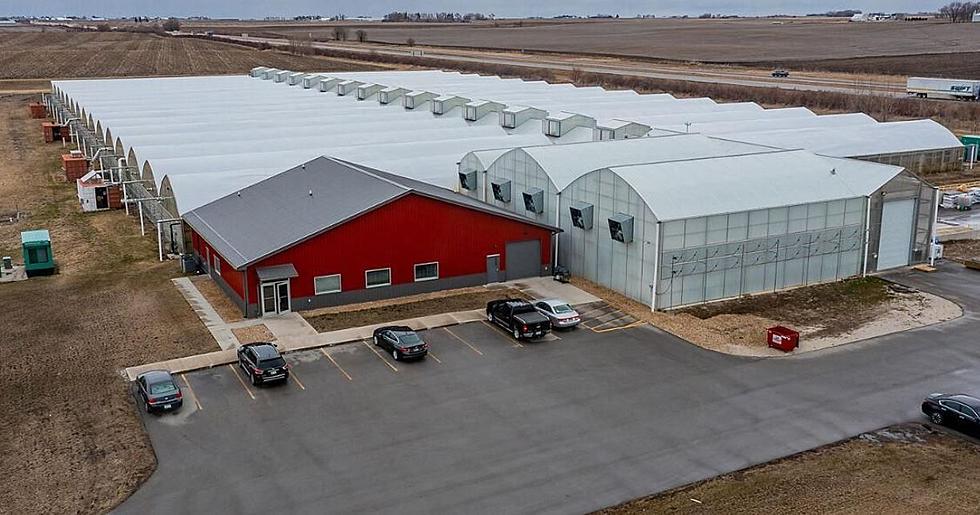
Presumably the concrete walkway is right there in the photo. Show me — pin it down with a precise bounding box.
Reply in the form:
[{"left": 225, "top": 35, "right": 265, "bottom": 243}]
[
  {"left": 126, "top": 277, "right": 599, "bottom": 381},
  {"left": 171, "top": 277, "right": 251, "bottom": 351},
  {"left": 503, "top": 276, "right": 600, "bottom": 306}
]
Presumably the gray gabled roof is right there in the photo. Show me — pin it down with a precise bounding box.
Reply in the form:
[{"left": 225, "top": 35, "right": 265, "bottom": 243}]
[{"left": 183, "top": 156, "right": 558, "bottom": 269}]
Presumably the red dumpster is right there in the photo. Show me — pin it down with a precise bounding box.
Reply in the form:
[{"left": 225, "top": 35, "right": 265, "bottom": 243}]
[{"left": 767, "top": 325, "right": 799, "bottom": 352}]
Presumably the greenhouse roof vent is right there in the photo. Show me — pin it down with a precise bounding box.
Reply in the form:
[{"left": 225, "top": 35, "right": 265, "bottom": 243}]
[
  {"left": 595, "top": 119, "right": 652, "bottom": 140},
  {"left": 544, "top": 112, "right": 596, "bottom": 137},
  {"left": 403, "top": 91, "right": 437, "bottom": 110},
  {"left": 500, "top": 105, "right": 547, "bottom": 129},
  {"left": 464, "top": 100, "right": 506, "bottom": 121},
  {"left": 431, "top": 95, "right": 470, "bottom": 115}
]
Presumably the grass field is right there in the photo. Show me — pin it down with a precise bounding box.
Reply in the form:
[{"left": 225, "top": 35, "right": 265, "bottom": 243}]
[
  {"left": 187, "top": 18, "right": 980, "bottom": 74},
  {"left": 600, "top": 424, "right": 980, "bottom": 514},
  {"left": 0, "top": 92, "right": 218, "bottom": 513},
  {"left": 0, "top": 30, "right": 387, "bottom": 80}
]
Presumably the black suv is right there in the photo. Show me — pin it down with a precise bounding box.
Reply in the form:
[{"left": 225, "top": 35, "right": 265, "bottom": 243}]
[
  {"left": 237, "top": 342, "right": 290, "bottom": 385},
  {"left": 373, "top": 326, "right": 428, "bottom": 361}
]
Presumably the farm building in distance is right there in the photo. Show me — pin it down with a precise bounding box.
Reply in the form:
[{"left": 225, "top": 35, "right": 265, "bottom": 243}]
[
  {"left": 44, "top": 68, "right": 947, "bottom": 312},
  {"left": 183, "top": 157, "right": 556, "bottom": 316}
]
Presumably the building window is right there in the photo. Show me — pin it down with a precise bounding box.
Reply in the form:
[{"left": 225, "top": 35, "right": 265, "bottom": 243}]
[
  {"left": 365, "top": 268, "right": 391, "bottom": 288},
  {"left": 314, "top": 274, "right": 342, "bottom": 295},
  {"left": 414, "top": 262, "right": 439, "bottom": 282},
  {"left": 213, "top": 254, "right": 221, "bottom": 276}
]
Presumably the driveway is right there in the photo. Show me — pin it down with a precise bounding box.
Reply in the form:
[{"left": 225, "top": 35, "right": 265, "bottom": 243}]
[{"left": 120, "top": 264, "right": 980, "bottom": 514}]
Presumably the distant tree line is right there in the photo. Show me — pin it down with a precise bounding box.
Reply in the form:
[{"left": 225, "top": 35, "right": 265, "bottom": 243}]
[
  {"left": 382, "top": 12, "right": 492, "bottom": 22},
  {"left": 938, "top": 2, "right": 978, "bottom": 21}
]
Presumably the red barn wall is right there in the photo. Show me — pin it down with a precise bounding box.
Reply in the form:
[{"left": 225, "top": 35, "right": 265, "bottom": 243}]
[{"left": 249, "top": 193, "right": 551, "bottom": 298}]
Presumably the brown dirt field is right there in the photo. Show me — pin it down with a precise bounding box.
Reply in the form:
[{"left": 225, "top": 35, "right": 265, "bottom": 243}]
[
  {"left": 0, "top": 31, "right": 387, "bottom": 79},
  {"left": 232, "top": 324, "right": 274, "bottom": 344},
  {"left": 755, "top": 51, "right": 980, "bottom": 80},
  {"left": 598, "top": 423, "right": 980, "bottom": 514},
  {"left": 0, "top": 94, "right": 213, "bottom": 514},
  {"left": 570, "top": 276, "right": 893, "bottom": 352},
  {"left": 189, "top": 275, "right": 243, "bottom": 323},
  {"left": 304, "top": 287, "right": 528, "bottom": 332},
  {"left": 943, "top": 239, "right": 980, "bottom": 263},
  {"left": 188, "top": 18, "right": 980, "bottom": 68}
]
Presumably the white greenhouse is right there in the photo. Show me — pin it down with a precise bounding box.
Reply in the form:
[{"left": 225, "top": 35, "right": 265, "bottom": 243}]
[{"left": 556, "top": 150, "right": 937, "bottom": 309}]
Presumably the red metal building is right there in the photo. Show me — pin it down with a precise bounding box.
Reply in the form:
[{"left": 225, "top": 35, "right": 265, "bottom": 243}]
[{"left": 184, "top": 157, "right": 557, "bottom": 317}]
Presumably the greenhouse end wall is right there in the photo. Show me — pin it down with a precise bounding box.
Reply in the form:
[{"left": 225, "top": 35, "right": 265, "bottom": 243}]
[
  {"left": 558, "top": 169, "right": 659, "bottom": 307},
  {"left": 654, "top": 197, "right": 867, "bottom": 310},
  {"left": 483, "top": 150, "right": 559, "bottom": 226}
]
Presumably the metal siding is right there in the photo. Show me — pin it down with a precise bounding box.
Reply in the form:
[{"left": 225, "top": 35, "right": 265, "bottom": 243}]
[
  {"left": 190, "top": 228, "right": 245, "bottom": 300},
  {"left": 247, "top": 194, "right": 552, "bottom": 302}
]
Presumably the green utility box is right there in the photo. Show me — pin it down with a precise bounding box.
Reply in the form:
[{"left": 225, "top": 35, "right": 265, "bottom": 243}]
[
  {"left": 21, "top": 229, "right": 55, "bottom": 277},
  {"left": 962, "top": 135, "right": 980, "bottom": 161}
]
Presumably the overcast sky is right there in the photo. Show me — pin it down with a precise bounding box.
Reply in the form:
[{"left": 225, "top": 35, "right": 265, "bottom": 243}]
[{"left": 0, "top": 1, "right": 944, "bottom": 18}]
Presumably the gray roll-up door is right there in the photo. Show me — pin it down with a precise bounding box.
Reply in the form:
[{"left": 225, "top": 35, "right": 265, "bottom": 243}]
[
  {"left": 877, "top": 199, "right": 915, "bottom": 270},
  {"left": 504, "top": 240, "right": 541, "bottom": 280}
]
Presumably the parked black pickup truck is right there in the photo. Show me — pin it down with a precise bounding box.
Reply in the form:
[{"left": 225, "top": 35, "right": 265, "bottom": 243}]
[{"left": 486, "top": 299, "right": 552, "bottom": 340}]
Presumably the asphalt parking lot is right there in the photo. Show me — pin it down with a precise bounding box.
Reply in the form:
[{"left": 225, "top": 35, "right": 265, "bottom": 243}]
[{"left": 122, "top": 267, "right": 980, "bottom": 514}]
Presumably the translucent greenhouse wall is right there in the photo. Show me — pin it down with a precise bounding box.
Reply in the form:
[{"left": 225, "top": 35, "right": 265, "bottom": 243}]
[
  {"left": 481, "top": 150, "right": 560, "bottom": 226},
  {"left": 558, "top": 170, "right": 659, "bottom": 306},
  {"left": 654, "top": 198, "right": 867, "bottom": 309},
  {"left": 856, "top": 147, "right": 962, "bottom": 175}
]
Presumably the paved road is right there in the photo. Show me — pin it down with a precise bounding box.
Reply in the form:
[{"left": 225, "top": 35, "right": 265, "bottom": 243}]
[
  {"left": 120, "top": 264, "right": 980, "bottom": 514},
  {"left": 210, "top": 33, "right": 907, "bottom": 97}
]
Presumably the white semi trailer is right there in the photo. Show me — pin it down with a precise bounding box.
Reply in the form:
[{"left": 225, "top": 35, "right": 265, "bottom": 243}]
[{"left": 907, "top": 77, "right": 980, "bottom": 101}]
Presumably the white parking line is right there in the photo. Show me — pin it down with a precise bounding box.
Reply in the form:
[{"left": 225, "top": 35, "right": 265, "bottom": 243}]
[
  {"left": 320, "top": 348, "right": 353, "bottom": 381},
  {"left": 179, "top": 374, "right": 203, "bottom": 411},
  {"left": 362, "top": 340, "right": 399, "bottom": 372},
  {"left": 443, "top": 326, "right": 483, "bottom": 356},
  {"left": 228, "top": 364, "right": 255, "bottom": 400}
]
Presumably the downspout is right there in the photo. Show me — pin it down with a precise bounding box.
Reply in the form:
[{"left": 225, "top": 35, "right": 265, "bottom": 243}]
[
  {"left": 650, "top": 221, "right": 661, "bottom": 311},
  {"left": 930, "top": 186, "right": 940, "bottom": 266},
  {"left": 553, "top": 191, "right": 561, "bottom": 268},
  {"left": 861, "top": 196, "right": 872, "bottom": 276},
  {"left": 243, "top": 268, "right": 249, "bottom": 318}
]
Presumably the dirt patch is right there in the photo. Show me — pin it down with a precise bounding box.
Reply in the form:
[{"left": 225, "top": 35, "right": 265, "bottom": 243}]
[
  {"left": 680, "top": 277, "right": 893, "bottom": 339},
  {"left": 597, "top": 423, "right": 980, "bottom": 514},
  {"left": 943, "top": 239, "right": 980, "bottom": 263},
  {"left": 571, "top": 275, "right": 957, "bottom": 356},
  {"left": 189, "top": 275, "right": 243, "bottom": 323},
  {"left": 304, "top": 287, "right": 528, "bottom": 332},
  {"left": 0, "top": 94, "right": 213, "bottom": 514},
  {"left": 232, "top": 324, "right": 274, "bottom": 344}
]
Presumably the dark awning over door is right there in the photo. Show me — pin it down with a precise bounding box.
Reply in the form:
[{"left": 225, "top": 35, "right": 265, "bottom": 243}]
[{"left": 256, "top": 264, "right": 298, "bottom": 282}]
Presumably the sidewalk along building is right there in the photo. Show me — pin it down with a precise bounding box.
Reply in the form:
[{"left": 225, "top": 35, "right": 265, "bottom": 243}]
[
  {"left": 182, "top": 157, "right": 558, "bottom": 317},
  {"left": 556, "top": 150, "right": 936, "bottom": 309}
]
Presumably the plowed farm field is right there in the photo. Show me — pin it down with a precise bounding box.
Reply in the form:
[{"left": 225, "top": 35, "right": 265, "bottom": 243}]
[{"left": 0, "top": 31, "right": 385, "bottom": 79}]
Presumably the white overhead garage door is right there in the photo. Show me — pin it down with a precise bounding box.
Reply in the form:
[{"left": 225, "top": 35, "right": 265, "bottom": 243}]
[{"left": 877, "top": 199, "right": 915, "bottom": 270}]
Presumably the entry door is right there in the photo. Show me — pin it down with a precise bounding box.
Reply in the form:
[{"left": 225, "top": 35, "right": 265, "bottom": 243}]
[
  {"left": 260, "top": 280, "right": 291, "bottom": 316},
  {"left": 95, "top": 187, "right": 109, "bottom": 209},
  {"left": 486, "top": 254, "right": 500, "bottom": 283},
  {"left": 877, "top": 199, "right": 915, "bottom": 270}
]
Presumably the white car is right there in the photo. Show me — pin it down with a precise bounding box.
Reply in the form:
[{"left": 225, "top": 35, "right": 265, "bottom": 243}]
[{"left": 534, "top": 299, "right": 581, "bottom": 329}]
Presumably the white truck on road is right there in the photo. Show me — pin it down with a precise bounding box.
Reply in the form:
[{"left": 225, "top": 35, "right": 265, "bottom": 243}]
[{"left": 907, "top": 77, "right": 980, "bottom": 101}]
